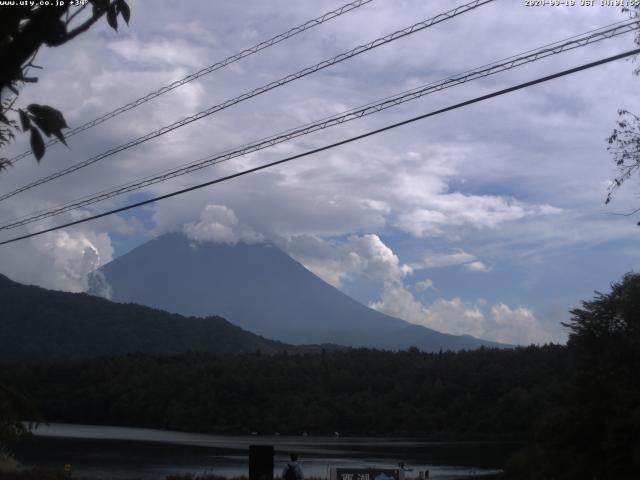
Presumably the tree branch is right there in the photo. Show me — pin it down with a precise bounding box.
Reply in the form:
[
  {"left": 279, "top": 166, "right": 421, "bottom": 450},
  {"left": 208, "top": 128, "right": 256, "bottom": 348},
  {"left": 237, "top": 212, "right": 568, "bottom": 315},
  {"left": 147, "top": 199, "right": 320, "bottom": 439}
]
[
  {"left": 66, "top": 4, "right": 88, "bottom": 26},
  {"left": 54, "top": 1, "right": 116, "bottom": 45}
]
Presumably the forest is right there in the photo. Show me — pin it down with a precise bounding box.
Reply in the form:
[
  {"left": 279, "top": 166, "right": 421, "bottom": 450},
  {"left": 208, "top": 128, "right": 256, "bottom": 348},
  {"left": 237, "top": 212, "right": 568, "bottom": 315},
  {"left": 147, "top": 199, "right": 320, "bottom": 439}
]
[{"left": 0, "top": 345, "right": 568, "bottom": 438}]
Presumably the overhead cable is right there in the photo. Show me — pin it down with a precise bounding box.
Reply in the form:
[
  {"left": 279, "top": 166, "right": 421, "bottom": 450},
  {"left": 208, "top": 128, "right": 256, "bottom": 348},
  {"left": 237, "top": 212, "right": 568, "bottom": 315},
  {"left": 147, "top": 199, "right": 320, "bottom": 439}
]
[
  {"left": 0, "top": 0, "right": 495, "bottom": 203},
  {"left": 7, "top": 0, "right": 377, "bottom": 164},
  {"left": 1, "top": 19, "right": 635, "bottom": 231},
  {"left": 1, "top": 47, "right": 638, "bottom": 246}
]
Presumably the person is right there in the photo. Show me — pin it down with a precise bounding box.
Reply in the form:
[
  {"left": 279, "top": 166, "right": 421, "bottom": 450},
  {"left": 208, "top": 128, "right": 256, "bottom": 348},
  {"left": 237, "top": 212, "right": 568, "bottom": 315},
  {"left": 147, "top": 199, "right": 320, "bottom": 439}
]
[{"left": 282, "top": 452, "right": 303, "bottom": 480}]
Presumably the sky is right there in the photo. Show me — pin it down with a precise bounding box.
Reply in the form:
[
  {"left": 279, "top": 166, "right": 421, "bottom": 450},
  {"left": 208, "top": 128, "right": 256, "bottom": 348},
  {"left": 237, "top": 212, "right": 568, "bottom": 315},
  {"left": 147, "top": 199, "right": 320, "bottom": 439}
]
[{"left": 1, "top": 0, "right": 640, "bottom": 345}]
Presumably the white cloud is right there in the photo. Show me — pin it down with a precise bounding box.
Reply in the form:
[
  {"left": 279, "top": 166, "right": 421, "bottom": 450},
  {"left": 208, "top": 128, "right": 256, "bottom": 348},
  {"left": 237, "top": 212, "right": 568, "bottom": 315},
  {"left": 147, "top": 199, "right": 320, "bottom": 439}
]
[
  {"left": 108, "top": 36, "right": 210, "bottom": 68},
  {"left": 284, "top": 233, "right": 412, "bottom": 288},
  {"left": 88, "top": 270, "right": 113, "bottom": 300},
  {"left": 183, "top": 204, "right": 263, "bottom": 245},
  {"left": 414, "top": 279, "right": 434, "bottom": 291},
  {"left": 488, "top": 303, "right": 550, "bottom": 345},
  {"left": 413, "top": 249, "right": 476, "bottom": 269},
  {"left": 369, "top": 282, "right": 557, "bottom": 345},
  {"left": 412, "top": 251, "right": 492, "bottom": 273},
  {"left": 342, "top": 234, "right": 413, "bottom": 282},
  {"left": 465, "top": 260, "right": 491, "bottom": 272},
  {"left": 396, "top": 195, "right": 561, "bottom": 238},
  {"left": 0, "top": 229, "right": 113, "bottom": 293}
]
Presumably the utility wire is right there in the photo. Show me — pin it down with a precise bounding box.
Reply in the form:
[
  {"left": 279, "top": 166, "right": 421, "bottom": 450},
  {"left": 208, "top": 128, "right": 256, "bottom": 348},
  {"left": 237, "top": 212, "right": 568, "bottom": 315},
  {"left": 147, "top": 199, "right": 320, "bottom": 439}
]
[
  {"left": 1, "top": 19, "right": 636, "bottom": 231},
  {"left": 8, "top": 0, "right": 377, "bottom": 165},
  {"left": 0, "top": 0, "right": 495, "bottom": 203},
  {"left": 1, "top": 47, "right": 638, "bottom": 247}
]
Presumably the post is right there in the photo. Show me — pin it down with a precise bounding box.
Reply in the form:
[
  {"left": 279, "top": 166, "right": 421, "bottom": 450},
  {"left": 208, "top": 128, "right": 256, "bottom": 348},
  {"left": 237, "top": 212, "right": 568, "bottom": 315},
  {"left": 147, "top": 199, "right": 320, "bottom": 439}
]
[{"left": 249, "top": 444, "right": 274, "bottom": 480}]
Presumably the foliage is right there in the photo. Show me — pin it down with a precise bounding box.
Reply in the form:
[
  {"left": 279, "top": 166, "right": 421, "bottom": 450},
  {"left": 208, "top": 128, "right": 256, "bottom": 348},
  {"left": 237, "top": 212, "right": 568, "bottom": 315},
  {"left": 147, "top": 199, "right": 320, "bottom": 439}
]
[
  {"left": 0, "top": 384, "right": 40, "bottom": 441},
  {"left": 0, "top": 384, "right": 42, "bottom": 476},
  {"left": 605, "top": 5, "right": 640, "bottom": 217},
  {"left": 0, "top": 345, "right": 568, "bottom": 439},
  {"left": 506, "top": 273, "right": 640, "bottom": 480},
  {"left": 606, "top": 110, "right": 640, "bottom": 222},
  {"left": 0, "top": 0, "right": 130, "bottom": 168}
]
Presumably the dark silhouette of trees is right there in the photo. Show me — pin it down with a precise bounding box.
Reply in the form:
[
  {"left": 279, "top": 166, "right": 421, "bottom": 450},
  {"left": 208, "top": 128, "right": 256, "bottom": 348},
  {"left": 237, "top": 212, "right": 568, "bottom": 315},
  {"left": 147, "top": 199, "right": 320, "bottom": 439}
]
[
  {"left": 0, "top": 0, "right": 130, "bottom": 169},
  {"left": 507, "top": 273, "right": 640, "bottom": 480},
  {"left": 561, "top": 273, "right": 640, "bottom": 479},
  {"left": 0, "top": 346, "right": 569, "bottom": 439}
]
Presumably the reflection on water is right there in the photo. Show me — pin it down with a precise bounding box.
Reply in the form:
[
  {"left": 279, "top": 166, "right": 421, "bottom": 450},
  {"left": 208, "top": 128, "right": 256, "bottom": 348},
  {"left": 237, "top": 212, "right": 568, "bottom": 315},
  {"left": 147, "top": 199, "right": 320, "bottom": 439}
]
[{"left": 12, "top": 424, "right": 518, "bottom": 480}]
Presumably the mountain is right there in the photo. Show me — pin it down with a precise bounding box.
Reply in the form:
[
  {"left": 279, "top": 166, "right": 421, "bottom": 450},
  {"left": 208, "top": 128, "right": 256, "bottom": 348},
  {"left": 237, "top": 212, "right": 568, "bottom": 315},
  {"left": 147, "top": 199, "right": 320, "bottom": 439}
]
[
  {"left": 0, "top": 273, "right": 305, "bottom": 362},
  {"left": 89, "top": 233, "right": 505, "bottom": 351}
]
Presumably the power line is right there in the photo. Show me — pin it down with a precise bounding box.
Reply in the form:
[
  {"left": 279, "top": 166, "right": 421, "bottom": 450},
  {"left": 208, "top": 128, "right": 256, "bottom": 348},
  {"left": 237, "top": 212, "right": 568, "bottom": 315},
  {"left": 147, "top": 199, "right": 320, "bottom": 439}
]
[
  {"left": 0, "top": 0, "right": 495, "bottom": 203},
  {"left": 2, "top": 47, "right": 637, "bottom": 247},
  {"left": 7, "top": 0, "right": 377, "bottom": 165},
  {"left": 1, "top": 19, "right": 636, "bottom": 231}
]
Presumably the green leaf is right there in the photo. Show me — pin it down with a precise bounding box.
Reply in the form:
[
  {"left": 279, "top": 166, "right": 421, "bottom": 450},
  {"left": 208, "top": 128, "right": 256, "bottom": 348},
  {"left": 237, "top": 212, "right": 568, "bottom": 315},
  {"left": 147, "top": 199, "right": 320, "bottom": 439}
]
[
  {"left": 18, "top": 109, "right": 30, "bottom": 132},
  {"left": 116, "top": 0, "right": 130, "bottom": 24},
  {"left": 30, "top": 128, "right": 45, "bottom": 162},
  {"left": 106, "top": 3, "right": 118, "bottom": 30}
]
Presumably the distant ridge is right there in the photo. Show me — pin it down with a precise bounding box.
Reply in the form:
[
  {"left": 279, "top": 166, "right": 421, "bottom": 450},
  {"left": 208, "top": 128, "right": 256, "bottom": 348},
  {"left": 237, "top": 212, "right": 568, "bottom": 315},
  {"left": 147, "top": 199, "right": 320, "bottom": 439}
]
[
  {"left": 89, "top": 233, "right": 507, "bottom": 351},
  {"left": 0, "top": 273, "right": 310, "bottom": 362}
]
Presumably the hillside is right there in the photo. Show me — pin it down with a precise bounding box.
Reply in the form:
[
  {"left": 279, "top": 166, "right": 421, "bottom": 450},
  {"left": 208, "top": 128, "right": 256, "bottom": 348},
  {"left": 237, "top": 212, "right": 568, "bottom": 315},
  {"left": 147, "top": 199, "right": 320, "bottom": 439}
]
[{"left": 0, "top": 273, "right": 298, "bottom": 361}]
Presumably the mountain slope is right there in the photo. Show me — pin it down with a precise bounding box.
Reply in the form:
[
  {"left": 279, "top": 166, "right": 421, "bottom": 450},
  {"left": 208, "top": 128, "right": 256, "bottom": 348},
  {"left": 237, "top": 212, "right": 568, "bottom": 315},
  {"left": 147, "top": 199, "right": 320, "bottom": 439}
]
[
  {"left": 0, "top": 273, "right": 298, "bottom": 362},
  {"left": 89, "top": 233, "right": 505, "bottom": 351}
]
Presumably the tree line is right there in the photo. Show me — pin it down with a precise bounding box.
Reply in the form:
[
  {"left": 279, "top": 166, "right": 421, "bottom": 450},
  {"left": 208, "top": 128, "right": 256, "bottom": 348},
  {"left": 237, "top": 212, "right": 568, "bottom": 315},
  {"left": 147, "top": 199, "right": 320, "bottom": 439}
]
[{"left": 0, "top": 345, "right": 569, "bottom": 439}]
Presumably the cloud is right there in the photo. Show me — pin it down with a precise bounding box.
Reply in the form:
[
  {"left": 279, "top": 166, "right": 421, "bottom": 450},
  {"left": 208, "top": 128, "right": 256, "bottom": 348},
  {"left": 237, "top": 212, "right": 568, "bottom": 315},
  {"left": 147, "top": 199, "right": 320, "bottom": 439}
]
[
  {"left": 413, "top": 249, "right": 476, "bottom": 269},
  {"left": 0, "top": 228, "right": 113, "bottom": 293},
  {"left": 395, "top": 195, "right": 561, "bottom": 238},
  {"left": 88, "top": 270, "right": 113, "bottom": 300},
  {"left": 369, "top": 282, "right": 558, "bottom": 345},
  {"left": 183, "top": 204, "right": 263, "bottom": 245},
  {"left": 488, "top": 303, "right": 549, "bottom": 345},
  {"left": 411, "top": 250, "right": 492, "bottom": 273},
  {"left": 465, "top": 260, "right": 491, "bottom": 272},
  {"left": 108, "top": 36, "right": 211, "bottom": 68},
  {"left": 414, "top": 279, "right": 434, "bottom": 291},
  {"left": 284, "top": 233, "right": 412, "bottom": 288}
]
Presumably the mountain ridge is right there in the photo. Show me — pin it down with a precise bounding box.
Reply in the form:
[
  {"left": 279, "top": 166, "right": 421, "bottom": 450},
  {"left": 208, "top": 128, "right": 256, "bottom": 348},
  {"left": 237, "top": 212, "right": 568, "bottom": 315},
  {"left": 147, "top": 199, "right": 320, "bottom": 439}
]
[{"left": 0, "top": 272, "right": 327, "bottom": 362}]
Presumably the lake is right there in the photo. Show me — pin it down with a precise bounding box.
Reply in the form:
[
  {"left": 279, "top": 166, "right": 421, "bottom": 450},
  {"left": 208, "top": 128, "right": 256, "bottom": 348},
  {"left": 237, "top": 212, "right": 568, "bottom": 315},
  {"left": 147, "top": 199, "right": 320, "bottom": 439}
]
[{"left": 12, "top": 423, "right": 518, "bottom": 480}]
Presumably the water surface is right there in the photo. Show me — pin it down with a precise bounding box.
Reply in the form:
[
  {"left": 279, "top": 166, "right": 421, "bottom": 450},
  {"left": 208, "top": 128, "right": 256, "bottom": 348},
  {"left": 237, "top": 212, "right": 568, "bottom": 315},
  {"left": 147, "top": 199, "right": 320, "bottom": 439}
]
[{"left": 13, "top": 423, "right": 516, "bottom": 479}]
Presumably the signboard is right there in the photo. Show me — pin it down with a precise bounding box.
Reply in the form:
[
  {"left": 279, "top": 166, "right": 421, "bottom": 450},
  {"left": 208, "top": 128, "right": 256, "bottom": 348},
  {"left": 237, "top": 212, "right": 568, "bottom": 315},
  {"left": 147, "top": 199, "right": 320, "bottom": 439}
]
[{"left": 332, "top": 468, "right": 404, "bottom": 480}]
